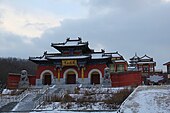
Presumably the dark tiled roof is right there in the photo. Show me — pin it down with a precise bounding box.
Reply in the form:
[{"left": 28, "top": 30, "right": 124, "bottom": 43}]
[{"left": 163, "top": 61, "right": 170, "bottom": 65}]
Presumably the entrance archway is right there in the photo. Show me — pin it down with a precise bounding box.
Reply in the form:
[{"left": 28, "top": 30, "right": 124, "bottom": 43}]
[
  {"left": 66, "top": 71, "right": 76, "bottom": 84},
  {"left": 91, "top": 71, "right": 100, "bottom": 84},
  {"left": 88, "top": 69, "right": 102, "bottom": 85},
  {"left": 40, "top": 70, "right": 54, "bottom": 85},
  {"left": 43, "top": 72, "right": 51, "bottom": 85},
  {"left": 64, "top": 69, "right": 78, "bottom": 84}
]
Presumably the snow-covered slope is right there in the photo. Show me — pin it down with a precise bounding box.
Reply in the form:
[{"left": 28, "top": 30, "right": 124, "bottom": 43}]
[{"left": 119, "top": 85, "right": 170, "bottom": 113}]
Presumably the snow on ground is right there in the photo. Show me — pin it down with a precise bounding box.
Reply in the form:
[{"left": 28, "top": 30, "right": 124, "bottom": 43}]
[
  {"left": 31, "top": 111, "right": 117, "bottom": 113},
  {"left": 12, "top": 93, "right": 35, "bottom": 111},
  {"left": 2, "top": 89, "right": 12, "bottom": 94},
  {"left": 29, "top": 87, "right": 126, "bottom": 113},
  {"left": 119, "top": 85, "right": 170, "bottom": 113}
]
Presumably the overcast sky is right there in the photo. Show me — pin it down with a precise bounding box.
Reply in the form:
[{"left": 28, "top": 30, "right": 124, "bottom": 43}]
[{"left": 0, "top": 0, "right": 170, "bottom": 71}]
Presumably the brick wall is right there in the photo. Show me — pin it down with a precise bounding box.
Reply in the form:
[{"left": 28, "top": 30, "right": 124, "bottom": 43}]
[
  {"left": 7, "top": 73, "right": 36, "bottom": 89},
  {"left": 111, "top": 71, "right": 142, "bottom": 87}
]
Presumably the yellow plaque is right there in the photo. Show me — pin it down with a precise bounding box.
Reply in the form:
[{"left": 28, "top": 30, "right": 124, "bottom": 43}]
[
  {"left": 62, "top": 60, "right": 77, "bottom": 66},
  {"left": 111, "top": 58, "right": 116, "bottom": 60}
]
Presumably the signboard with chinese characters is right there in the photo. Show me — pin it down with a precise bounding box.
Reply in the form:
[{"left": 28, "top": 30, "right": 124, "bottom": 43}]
[{"left": 62, "top": 60, "right": 77, "bottom": 66}]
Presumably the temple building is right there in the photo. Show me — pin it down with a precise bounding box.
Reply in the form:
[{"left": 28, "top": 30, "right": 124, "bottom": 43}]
[
  {"left": 129, "top": 53, "right": 140, "bottom": 69},
  {"left": 129, "top": 54, "right": 156, "bottom": 75},
  {"left": 29, "top": 38, "right": 129, "bottom": 86},
  {"left": 164, "top": 61, "right": 170, "bottom": 74},
  {"left": 7, "top": 38, "right": 142, "bottom": 88},
  {"left": 164, "top": 61, "right": 170, "bottom": 84}
]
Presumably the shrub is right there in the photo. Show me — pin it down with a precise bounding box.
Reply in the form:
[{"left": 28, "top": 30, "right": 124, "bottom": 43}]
[
  {"left": 74, "top": 87, "right": 80, "bottom": 94},
  {"left": 104, "top": 88, "right": 133, "bottom": 108},
  {"left": 84, "top": 90, "right": 92, "bottom": 96},
  {"left": 65, "top": 102, "right": 72, "bottom": 109},
  {"left": 10, "top": 89, "right": 25, "bottom": 96},
  {"left": 60, "top": 102, "right": 73, "bottom": 109},
  {"left": 61, "top": 93, "right": 74, "bottom": 103},
  {"left": 46, "top": 95, "right": 62, "bottom": 102}
]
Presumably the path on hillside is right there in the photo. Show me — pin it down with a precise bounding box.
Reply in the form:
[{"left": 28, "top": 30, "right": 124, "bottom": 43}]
[
  {"left": 12, "top": 93, "right": 36, "bottom": 111},
  {"left": 0, "top": 86, "right": 69, "bottom": 112},
  {"left": 0, "top": 102, "right": 18, "bottom": 112},
  {"left": 12, "top": 86, "right": 55, "bottom": 112}
]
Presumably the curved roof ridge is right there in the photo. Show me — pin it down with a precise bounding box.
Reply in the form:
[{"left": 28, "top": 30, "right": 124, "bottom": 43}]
[{"left": 140, "top": 54, "right": 152, "bottom": 59}]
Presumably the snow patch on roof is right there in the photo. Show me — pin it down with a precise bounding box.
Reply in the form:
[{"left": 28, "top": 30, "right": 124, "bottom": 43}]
[
  {"left": 137, "top": 62, "right": 155, "bottom": 64},
  {"left": 91, "top": 53, "right": 109, "bottom": 59},
  {"left": 114, "top": 60, "right": 126, "bottom": 63},
  {"left": 46, "top": 55, "right": 90, "bottom": 60},
  {"left": 111, "top": 54, "right": 121, "bottom": 57}
]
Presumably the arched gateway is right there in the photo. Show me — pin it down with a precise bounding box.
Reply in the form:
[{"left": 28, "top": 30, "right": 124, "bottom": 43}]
[
  {"left": 64, "top": 69, "right": 78, "bottom": 84},
  {"left": 88, "top": 69, "right": 102, "bottom": 85},
  {"left": 40, "top": 70, "right": 53, "bottom": 85},
  {"left": 91, "top": 72, "right": 100, "bottom": 84}
]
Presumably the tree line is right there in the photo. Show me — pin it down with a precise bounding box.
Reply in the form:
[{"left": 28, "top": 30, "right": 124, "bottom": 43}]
[{"left": 0, "top": 57, "right": 37, "bottom": 86}]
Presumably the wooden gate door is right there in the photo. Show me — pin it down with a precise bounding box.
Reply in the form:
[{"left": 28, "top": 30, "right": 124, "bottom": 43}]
[
  {"left": 66, "top": 74, "right": 76, "bottom": 84},
  {"left": 44, "top": 74, "right": 51, "bottom": 85},
  {"left": 91, "top": 73, "right": 100, "bottom": 84}
]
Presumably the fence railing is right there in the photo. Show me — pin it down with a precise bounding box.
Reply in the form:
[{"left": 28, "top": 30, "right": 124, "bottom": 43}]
[
  {"left": 0, "top": 89, "right": 30, "bottom": 108},
  {"left": 33, "top": 85, "right": 49, "bottom": 109}
]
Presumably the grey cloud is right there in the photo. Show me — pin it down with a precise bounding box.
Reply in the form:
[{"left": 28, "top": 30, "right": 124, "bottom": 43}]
[
  {"left": 0, "top": 30, "right": 44, "bottom": 58},
  {"left": 0, "top": 0, "right": 170, "bottom": 71},
  {"left": 36, "top": 0, "right": 170, "bottom": 70}
]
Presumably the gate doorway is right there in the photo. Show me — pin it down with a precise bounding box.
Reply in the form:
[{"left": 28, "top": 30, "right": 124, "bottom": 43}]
[
  {"left": 91, "top": 71, "right": 100, "bottom": 84},
  {"left": 66, "top": 71, "right": 76, "bottom": 84},
  {"left": 43, "top": 73, "right": 51, "bottom": 85}
]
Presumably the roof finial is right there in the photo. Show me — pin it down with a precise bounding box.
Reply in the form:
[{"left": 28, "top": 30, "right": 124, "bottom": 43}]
[
  {"left": 66, "top": 37, "right": 70, "bottom": 41},
  {"left": 44, "top": 51, "right": 47, "bottom": 55},
  {"left": 101, "top": 49, "right": 105, "bottom": 53},
  {"left": 78, "top": 37, "right": 82, "bottom": 41}
]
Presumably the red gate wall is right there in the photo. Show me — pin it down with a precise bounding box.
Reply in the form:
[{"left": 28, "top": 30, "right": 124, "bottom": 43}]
[
  {"left": 7, "top": 73, "right": 36, "bottom": 89},
  {"left": 111, "top": 71, "right": 142, "bottom": 87}
]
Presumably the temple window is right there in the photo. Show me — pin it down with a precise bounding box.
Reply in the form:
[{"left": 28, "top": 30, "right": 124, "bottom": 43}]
[
  {"left": 110, "top": 64, "right": 115, "bottom": 73},
  {"left": 143, "top": 65, "right": 149, "bottom": 72},
  {"left": 150, "top": 65, "right": 154, "bottom": 72},
  {"left": 138, "top": 65, "right": 142, "bottom": 71},
  {"left": 117, "top": 64, "right": 124, "bottom": 72}
]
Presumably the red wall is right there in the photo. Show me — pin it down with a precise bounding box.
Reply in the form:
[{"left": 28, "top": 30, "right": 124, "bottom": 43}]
[
  {"left": 36, "top": 64, "right": 107, "bottom": 79},
  {"left": 85, "top": 64, "right": 106, "bottom": 78},
  {"left": 7, "top": 70, "right": 142, "bottom": 88},
  {"left": 7, "top": 74, "right": 20, "bottom": 89},
  {"left": 36, "top": 65, "right": 56, "bottom": 79},
  {"left": 61, "top": 66, "right": 80, "bottom": 78},
  {"left": 111, "top": 71, "right": 142, "bottom": 87},
  {"left": 29, "top": 76, "right": 36, "bottom": 85},
  {"left": 7, "top": 73, "right": 36, "bottom": 89}
]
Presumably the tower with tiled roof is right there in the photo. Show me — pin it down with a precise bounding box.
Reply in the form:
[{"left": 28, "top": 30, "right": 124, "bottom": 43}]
[
  {"left": 129, "top": 54, "right": 156, "bottom": 74},
  {"left": 164, "top": 61, "right": 170, "bottom": 74},
  {"left": 129, "top": 53, "right": 140, "bottom": 68}
]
